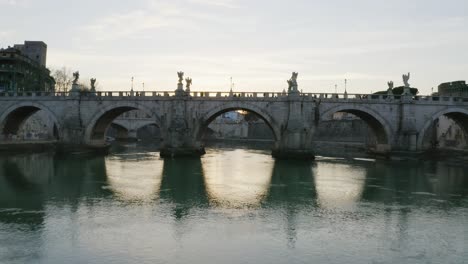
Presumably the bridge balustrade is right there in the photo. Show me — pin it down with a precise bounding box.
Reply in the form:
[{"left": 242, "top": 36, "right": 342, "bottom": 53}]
[{"left": 1, "top": 90, "right": 468, "bottom": 105}]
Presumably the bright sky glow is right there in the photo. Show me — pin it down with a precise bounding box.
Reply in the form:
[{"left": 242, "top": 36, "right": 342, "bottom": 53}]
[{"left": 1, "top": 0, "right": 467, "bottom": 94}]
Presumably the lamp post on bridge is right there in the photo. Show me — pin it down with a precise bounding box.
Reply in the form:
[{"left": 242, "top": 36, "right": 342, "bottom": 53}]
[
  {"left": 344, "top": 79, "right": 348, "bottom": 99},
  {"left": 229, "top": 77, "right": 234, "bottom": 97}
]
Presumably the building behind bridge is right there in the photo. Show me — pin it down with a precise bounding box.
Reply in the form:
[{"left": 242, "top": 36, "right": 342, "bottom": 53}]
[
  {"left": 0, "top": 41, "right": 55, "bottom": 92},
  {"left": 438, "top": 81, "right": 468, "bottom": 97}
]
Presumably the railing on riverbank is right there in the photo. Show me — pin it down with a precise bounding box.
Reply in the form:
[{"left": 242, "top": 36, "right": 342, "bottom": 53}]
[{"left": 1, "top": 90, "right": 468, "bottom": 104}]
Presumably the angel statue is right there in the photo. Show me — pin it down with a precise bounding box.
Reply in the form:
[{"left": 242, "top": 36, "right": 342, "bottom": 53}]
[
  {"left": 291, "top": 72, "right": 298, "bottom": 86},
  {"left": 177, "top": 71, "right": 184, "bottom": 84},
  {"left": 387, "top": 81, "right": 394, "bottom": 95},
  {"left": 185, "top": 77, "right": 192, "bottom": 90},
  {"left": 72, "top": 71, "right": 80, "bottom": 85},
  {"left": 90, "top": 78, "right": 97, "bottom": 91},
  {"left": 402, "top": 72, "right": 410, "bottom": 87},
  {"left": 287, "top": 79, "right": 293, "bottom": 92}
]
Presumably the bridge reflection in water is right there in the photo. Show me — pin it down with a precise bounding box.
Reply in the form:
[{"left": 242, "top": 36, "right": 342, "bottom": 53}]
[
  {"left": 1, "top": 150, "right": 467, "bottom": 215},
  {"left": 0, "top": 149, "right": 467, "bottom": 263}
]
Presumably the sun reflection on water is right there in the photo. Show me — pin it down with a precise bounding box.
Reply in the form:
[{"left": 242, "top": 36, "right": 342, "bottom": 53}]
[
  {"left": 314, "top": 162, "right": 366, "bottom": 209},
  {"left": 105, "top": 152, "right": 163, "bottom": 201},
  {"left": 202, "top": 149, "right": 273, "bottom": 208}
]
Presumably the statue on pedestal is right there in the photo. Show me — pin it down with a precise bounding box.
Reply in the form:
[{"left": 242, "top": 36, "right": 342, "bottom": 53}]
[
  {"left": 287, "top": 79, "right": 293, "bottom": 92},
  {"left": 177, "top": 71, "right": 184, "bottom": 84},
  {"left": 291, "top": 72, "right": 298, "bottom": 87},
  {"left": 175, "top": 71, "right": 185, "bottom": 96},
  {"left": 402, "top": 72, "right": 411, "bottom": 95},
  {"left": 287, "top": 72, "right": 299, "bottom": 94},
  {"left": 70, "top": 71, "right": 80, "bottom": 93},
  {"left": 72, "top": 71, "right": 80, "bottom": 85},
  {"left": 185, "top": 77, "right": 192, "bottom": 92},
  {"left": 403, "top": 72, "right": 410, "bottom": 87},
  {"left": 90, "top": 78, "right": 96, "bottom": 92},
  {"left": 387, "top": 81, "right": 394, "bottom": 95}
]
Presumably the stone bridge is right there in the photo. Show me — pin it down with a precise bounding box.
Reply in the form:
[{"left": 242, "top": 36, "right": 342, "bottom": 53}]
[
  {"left": 111, "top": 115, "right": 158, "bottom": 141},
  {"left": 0, "top": 89, "right": 467, "bottom": 158}
]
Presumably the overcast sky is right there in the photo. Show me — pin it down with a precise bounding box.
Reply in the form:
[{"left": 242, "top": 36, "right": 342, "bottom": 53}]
[{"left": 1, "top": 0, "right": 467, "bottom": 94}]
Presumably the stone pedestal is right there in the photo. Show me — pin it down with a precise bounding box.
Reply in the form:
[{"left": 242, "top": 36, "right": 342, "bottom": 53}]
[
  {"left": 402, "top": 86, "right": 411, "bottom": 96},
  {"left": 401, "top": 94, "right": 413, "bottom": 103},
  {"left": 175, "top": 83, "right": 185, "bottom": 97},
  {"left": 288, "top": 85, "right": 300, "bottom": 96},
  {"left": 70, "top": 83, "right": 81, "bottom": 97}
]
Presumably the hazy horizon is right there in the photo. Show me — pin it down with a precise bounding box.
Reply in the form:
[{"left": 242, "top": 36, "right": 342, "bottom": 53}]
[{"left": 1, "top": 0, "right": 467, "bottom": 94}]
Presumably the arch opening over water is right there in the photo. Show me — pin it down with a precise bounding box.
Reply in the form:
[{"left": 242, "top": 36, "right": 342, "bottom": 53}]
[
  {"left": 320, "top": 106, "right": 392, "bottom": 147},
  {"left": 108, "top": 111, "right": 161, "bottom": 142},
  {"left": 418, "top": 109, "right": 468, "bottom": 150},
  {"left": 0, "top": 105, "right": 61, "bottom": 141},
  {"left": 91, "top": 106, "right": 137, "bottom": 141},
  {"left": 197, "top": 107, "right": 278, "bottom": 149},
  {"left": 87, "top": 105, "right": 159, "bottom": 145}
]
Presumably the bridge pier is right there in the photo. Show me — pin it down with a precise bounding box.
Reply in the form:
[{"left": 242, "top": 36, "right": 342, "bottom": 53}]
[
  {"left": 272, "top": 94, "right": 315, "bottom": 160},
  {"left": 159, "top": 97, "right": 206, "bottom": 158},
  {"left": 159, "top": 129, "right": 206, "bottom": 158},
  {"left": 396, "top": 103, "right": 420, "bottom": 152},
  {"left": 160, "top": 146, "right": 206, "bottom": 158},
  {"left": 272, "top": 126, "right": 315, "bottom": 160}
]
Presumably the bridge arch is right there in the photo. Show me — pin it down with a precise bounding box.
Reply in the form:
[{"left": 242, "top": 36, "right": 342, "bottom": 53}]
[
  {"left": 417, "top": 108, "right": 468, "bottom": 150},
  {"left": 112, "top": 120, "right": 160, "bottom": 132},
  {"left": 320, "top": 105, "right": 394, "bottom": 145},
  {"left": 85, "top": 102, "right": 161, "bottom": 145},
  {"left": 195, "top": 102, "right": 281, "bottom": 142},
  {"left": 111, "top": 119, "right": 161, "bottom": 141},
  {"left": 0, "top": 102, "right": 62, "bottom": 140}
]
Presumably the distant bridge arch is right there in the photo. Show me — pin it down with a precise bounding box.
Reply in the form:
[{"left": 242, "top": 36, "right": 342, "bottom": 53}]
[
  {"left": 85, "top": 102, "right": 161, "bottom": 145},
  {"left": 112, "top": 119, "right": 160, "bottom": 132},
  {"left": 320, "top": 104, "right": 395, "bottom": 145},
  {"left": 196, "top": 101, "right": 281, "bottom": 141}
]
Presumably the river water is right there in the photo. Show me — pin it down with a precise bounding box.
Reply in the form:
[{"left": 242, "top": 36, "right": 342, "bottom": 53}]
[{"left": 0, "top": 144, "right": 467, "bottom": 264}]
